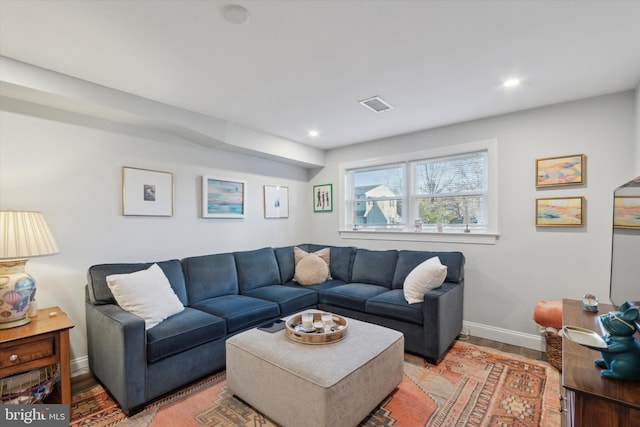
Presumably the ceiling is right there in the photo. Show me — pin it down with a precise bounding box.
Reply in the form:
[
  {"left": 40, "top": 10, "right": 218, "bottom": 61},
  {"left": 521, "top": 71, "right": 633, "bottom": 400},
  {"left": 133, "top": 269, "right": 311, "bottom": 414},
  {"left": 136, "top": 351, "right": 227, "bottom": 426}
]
[{"left": 1, "top": 0, "right": 640, "bottom": 150}]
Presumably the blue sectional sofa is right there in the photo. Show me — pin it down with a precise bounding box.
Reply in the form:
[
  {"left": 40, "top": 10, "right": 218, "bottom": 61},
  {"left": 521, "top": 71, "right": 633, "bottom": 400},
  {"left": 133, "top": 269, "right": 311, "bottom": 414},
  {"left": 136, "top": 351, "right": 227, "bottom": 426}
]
[{"left": 85, "top": 244, "right": 464, "bottom": 413}]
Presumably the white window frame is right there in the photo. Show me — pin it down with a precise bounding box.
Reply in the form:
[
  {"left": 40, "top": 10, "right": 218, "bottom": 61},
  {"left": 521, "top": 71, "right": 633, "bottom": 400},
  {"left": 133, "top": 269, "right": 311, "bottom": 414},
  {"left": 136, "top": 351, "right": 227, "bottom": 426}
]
[{"left": 338, "top": 139, "right": 499, "bottom": 245}]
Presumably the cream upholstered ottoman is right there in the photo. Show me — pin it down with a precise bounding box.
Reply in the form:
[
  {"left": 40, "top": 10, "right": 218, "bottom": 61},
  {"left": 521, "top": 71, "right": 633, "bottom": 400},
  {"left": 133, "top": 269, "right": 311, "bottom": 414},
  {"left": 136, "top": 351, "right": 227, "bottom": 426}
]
[{"left": 226, "top": 314, "right": 404, "bottom": 427}]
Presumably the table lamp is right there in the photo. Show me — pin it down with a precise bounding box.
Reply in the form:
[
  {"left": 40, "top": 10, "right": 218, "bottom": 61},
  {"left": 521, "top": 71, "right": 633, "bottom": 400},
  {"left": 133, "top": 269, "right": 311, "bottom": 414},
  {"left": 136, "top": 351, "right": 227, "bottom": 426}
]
[{"left": 0, "top": 210, "right": 59, "bottom": 329}]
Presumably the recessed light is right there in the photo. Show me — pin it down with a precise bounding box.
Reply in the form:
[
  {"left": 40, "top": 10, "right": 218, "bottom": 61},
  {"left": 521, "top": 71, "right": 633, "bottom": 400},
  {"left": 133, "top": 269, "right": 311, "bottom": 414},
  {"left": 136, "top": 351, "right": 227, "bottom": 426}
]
[
  {"left": 308, "top": 130, "right": 319, "bottom": 137},
  {"left": 221, "top": 5, "right": 250, "bottom": 24},
  {"left": 503, "top": 78, "right": 521, "bottom": 88}
]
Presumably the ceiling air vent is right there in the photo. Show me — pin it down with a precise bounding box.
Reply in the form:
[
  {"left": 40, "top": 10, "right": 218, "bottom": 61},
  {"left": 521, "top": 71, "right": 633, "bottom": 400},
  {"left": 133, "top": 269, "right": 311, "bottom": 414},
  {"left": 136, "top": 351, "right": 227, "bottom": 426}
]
[{"left": 359, "top": 96, "right": 394, "bottom": 113}]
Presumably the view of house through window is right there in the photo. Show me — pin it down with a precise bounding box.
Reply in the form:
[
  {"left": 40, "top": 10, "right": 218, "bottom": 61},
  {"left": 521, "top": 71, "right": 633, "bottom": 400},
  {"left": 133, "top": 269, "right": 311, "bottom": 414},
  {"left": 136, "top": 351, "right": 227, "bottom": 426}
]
[
  {"left": 353, "top": 164, "right": 404, "bottom": 226},
  {"left": 345, "top": 149, "right": 489, "bottom": 232}
]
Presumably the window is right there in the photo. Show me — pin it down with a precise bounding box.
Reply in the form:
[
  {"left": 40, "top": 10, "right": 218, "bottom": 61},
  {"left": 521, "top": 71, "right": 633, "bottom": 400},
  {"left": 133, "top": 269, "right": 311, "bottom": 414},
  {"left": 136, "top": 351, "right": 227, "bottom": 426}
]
[
  {"left": 350, "top": 164, "right": 405, "bottom": 226},
  {"left": 341, "top": 140, "right": 497, "bottom": 235},
  {"left": 414, "top": 151, "right": 487, "bottom": 230}
]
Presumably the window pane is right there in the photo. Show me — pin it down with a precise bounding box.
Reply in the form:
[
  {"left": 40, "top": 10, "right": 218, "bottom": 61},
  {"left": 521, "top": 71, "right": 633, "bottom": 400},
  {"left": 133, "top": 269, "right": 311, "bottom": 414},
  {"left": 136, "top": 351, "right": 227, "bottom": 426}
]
[
  {"left": 355, "top": 199, "right": 403, "bottom": 225},
  {"left": 417, "top": 195, "right": 484, "bottom": 225},
  {"left": 416, "top": 151, "right": 487, "bottom": 195},
  {"left": 353, "top": 165, "right": 404, "bottom": 197}
]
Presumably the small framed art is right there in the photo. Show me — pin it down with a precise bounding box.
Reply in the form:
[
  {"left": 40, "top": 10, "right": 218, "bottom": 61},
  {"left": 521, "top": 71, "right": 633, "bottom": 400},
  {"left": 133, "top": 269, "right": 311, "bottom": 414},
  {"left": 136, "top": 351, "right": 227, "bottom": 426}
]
[
  {"left": 202, "top": 176, "right": 246, "bottom": 218},
  {"left": 613, "top": 196, "right": 640, "bottom": 229},
  {"left": 122, "top": 166, "right": 173, "bottom": 216},
  {"left": 313, "top": 184, "right": 333, "bottom": 213},
  {"left": 536, "top": 154, "right": 585, "bottom": 187},
  {"left": 536, "top": 196, "right": 584, "bottom": 227},
  {"left": 264, "top": 185, "right": 289, "bottom": 219}
]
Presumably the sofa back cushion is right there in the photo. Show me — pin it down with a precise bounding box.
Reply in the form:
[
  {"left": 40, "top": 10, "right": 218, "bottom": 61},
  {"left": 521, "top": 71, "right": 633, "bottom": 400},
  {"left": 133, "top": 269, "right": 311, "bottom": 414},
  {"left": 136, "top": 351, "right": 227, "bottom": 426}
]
[
  {"left": 274, "top": 245, "right": 303, "bottom": 283},
  {"left": 392, "top": 250, "right": 465, "bottom": 289},
  {"left": 182, "top": 253, "right": 239, "bottom": 304},
  {"left": 307, "top": 244, "right": 356, "bottom": 282},
  {"left": 234, "top": 247, "right": 281, "bottom": 293},
  {"left": 87, "top": 259, "right": 188, "bottom": 306},
  {"left": 351, "top": 249, "right": 398, "bottom": 288}
]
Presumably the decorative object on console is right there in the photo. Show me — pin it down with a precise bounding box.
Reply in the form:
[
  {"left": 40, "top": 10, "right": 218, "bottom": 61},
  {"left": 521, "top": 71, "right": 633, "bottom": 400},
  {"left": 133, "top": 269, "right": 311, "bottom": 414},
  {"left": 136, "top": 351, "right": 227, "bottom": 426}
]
[
  {"left": 313, "top": 184, "right": 332, "bottom": 212},
  {"left": 536, "top": 196, "right": 584, "bottom": 227},
  {"left": 0, "top": 210, "right": 59, "bottom": 329},
  {"left": 263, "top": 185, "right": 289, "bottom": 219},
  {"left": 536, "top": 153, "right": 585, "bottom": 187},
  {"left": 202, "top": 176, "right": 246, "bottom": 218},
  {"left": 582, "top": 293, "right": 598, "bottom": 312},
  {"left": 565, "top": 301, "right": 640, "bottom": 381},
  {"left": 122, "top": 166, "right": 174, "bottom": 217}
]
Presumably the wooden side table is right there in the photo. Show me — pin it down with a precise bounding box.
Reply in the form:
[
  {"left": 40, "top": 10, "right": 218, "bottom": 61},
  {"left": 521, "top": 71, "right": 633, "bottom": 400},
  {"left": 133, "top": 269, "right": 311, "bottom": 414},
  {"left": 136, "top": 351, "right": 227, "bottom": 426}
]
[
  {"left": 0, "top": 306, "right": 74, "bottom": 405},
  {"left": 562, "top": 299, "right": 640, "bottom": 426}
]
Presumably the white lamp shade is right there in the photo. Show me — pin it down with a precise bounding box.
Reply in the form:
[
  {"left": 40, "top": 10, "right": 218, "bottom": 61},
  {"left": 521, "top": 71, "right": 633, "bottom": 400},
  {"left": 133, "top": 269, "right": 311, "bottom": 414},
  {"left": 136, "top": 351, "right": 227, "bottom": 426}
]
[{"left": 0, "top": 211, "right": 59, "bottom": 260}]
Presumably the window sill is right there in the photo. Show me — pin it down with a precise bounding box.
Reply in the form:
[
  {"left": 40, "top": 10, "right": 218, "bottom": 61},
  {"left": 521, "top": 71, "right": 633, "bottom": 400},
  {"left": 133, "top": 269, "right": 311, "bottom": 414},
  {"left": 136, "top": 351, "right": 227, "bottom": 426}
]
[{"left": 338, "top": 229, "right": 499, "bottom": 245}]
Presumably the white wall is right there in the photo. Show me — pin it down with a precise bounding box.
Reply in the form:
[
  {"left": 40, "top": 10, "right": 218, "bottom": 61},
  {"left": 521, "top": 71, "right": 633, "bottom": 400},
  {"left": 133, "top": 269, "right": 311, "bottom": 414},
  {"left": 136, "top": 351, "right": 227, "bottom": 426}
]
[
  {"left": 1, "top": 91, "right": 636, "bottom": 373},
  {"left": 310, "top": 91, "right": 637, "bottom": 349},
  {"left": 636, "top": 82, "right": 640, "bottom": 174},
  {"left": 0, "top": 105, "right": 312, "bottom": 374}
]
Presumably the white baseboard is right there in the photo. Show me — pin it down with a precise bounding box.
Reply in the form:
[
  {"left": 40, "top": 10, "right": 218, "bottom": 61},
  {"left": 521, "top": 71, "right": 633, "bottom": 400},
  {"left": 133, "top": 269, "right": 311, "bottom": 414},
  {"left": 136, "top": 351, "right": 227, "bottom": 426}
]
[
  {"left": 71, "top": 355, "right": 90, "bottom": 378},
  {"left": 463, "top": 321, "right": 546, "bottom": 352}
]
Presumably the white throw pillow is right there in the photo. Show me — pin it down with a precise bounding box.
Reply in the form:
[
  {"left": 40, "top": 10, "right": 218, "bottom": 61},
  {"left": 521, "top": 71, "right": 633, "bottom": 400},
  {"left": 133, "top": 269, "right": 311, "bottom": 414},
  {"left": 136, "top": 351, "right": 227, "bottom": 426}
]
[
  {"left": 106, "top": 263, "right": 184, "bottom": 330},
  {"left": 403, "top": 257, "right": 448, "bottom": 304}
]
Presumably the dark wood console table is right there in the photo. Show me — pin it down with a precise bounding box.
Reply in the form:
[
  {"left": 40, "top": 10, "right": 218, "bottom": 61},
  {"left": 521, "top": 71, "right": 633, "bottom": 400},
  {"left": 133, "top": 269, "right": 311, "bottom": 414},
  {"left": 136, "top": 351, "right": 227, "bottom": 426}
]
[{"left": 562, "top": 299, "right": 640, "bottom": 426}]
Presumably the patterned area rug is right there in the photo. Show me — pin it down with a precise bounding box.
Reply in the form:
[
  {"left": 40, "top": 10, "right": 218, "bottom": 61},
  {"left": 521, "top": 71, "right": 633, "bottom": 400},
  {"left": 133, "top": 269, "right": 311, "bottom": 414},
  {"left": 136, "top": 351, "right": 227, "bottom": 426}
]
[{"left": 71, "top": 341, "right": 561, "bottom": 427}]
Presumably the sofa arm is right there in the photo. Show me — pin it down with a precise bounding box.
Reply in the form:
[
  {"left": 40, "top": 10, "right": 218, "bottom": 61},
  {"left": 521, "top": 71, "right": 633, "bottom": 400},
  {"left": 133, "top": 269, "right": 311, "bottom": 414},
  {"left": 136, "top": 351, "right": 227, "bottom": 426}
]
[
  {"left": 422, "top": 281, "right": 464, "bottom": 363},
  {"left": 85, "top": 293, "right": 147, "bottom": 413}
]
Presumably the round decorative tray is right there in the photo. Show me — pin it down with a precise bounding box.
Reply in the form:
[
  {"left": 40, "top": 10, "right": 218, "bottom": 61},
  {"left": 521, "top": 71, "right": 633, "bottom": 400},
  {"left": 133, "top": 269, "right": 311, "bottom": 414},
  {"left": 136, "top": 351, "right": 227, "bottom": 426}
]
[{"left": 285, "top": 312, "right": 348, "bottom": 345}]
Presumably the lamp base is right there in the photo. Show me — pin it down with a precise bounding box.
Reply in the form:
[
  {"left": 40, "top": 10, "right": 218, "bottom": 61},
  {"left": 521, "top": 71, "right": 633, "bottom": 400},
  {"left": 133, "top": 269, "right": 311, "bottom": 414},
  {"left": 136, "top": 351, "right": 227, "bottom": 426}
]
[
  {"left": 0, "top": 316, "right": 31, "bottom": 329},
  {"left": 0, "top": 259, "right": 36, "bottom": 328}
]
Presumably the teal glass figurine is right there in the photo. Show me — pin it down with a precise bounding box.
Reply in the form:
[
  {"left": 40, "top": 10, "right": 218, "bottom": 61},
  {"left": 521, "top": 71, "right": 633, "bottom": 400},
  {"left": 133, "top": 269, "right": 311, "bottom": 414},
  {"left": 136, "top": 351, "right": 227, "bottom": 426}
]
[{"left": 589, "top": 301, "right": 640, "bottom": 381}]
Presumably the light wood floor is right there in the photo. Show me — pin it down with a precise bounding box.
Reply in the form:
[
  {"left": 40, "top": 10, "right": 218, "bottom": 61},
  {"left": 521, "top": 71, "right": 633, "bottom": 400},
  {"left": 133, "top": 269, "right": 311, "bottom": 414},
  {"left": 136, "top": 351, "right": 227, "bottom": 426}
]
[{"left": 71, "top": 335, "right": 548, "bottom": 396}]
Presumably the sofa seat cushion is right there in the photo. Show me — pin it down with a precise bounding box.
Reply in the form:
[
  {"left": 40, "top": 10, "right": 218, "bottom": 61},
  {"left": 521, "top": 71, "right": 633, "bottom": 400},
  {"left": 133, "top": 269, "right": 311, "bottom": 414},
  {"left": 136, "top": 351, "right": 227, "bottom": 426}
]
[
  {"left": 243, "top": 285, "right": 317, "bottom": 316},
  {"left": 366, "top": 290, "right": 424, "bottom": 325},
  {"left": 146, "top": 307, "right": 226, "bottom": 363},
  {"left": 284, "top": 279, "right": 346, "bottom": 292},
  {"left": 191, "top": 295, "right": 280, "bottom": 333},
  {"left": 318, "top": 283, "right": 389, "bottom": 312}
]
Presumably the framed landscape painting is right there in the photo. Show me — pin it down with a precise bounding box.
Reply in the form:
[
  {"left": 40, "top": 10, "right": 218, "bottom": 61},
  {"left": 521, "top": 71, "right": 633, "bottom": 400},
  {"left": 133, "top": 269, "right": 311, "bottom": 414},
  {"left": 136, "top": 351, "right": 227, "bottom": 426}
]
[
  {"left": 122, "top": 166, "right": 173, "bottom": 216},
  {"left": 536, "top": 154, "right": 585, "bottom": 187},
  {"left": 202, "top": 176, "right": 246, "bottom": 218},
  {"left": 536, "top": 196, "right": 584, "bottom": 227},
  {"left": 613, "top": 196, "right": 640, "bottom": 229}
]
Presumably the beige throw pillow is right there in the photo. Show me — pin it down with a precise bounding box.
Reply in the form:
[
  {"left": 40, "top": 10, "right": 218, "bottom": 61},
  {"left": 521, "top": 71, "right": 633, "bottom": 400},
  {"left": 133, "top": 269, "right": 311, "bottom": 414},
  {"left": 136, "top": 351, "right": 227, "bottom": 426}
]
[
  {"left": 106, "top": 263, "right": 184, "bottom": 329},
  {"left": 293, "top": 246, "right": 332, "bottom": 285},
  {"left": 295, "top": 255, "right": 330, "bottom": 285},
  {"left": 403, "top": 256, "right": 448, "bottom": 304}
]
